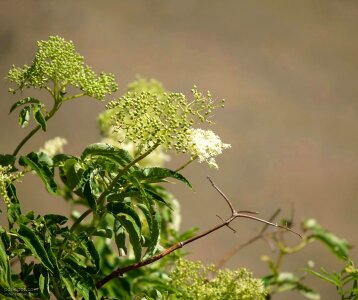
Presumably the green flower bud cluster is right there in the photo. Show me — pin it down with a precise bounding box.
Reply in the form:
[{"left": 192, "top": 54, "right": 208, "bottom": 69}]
[
  {"left": 169, "top": 259, "right": 267, "bottom": 299},
  {"left": 0, "top": 165, "right": 23, "bottom": 208},
  {"left": 107, "top": 81, "right": 224, "bottom": 153},
  {"left": 98, "top": 77, "right": 167, "bottom": 137},
  {"left": 7, "top": 36, "right": 118, "bottom": 100}
]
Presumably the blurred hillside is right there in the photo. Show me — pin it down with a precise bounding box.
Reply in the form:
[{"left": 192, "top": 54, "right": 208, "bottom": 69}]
[{"left": 1, "top": 1, "right": 358, "bottom": 299}]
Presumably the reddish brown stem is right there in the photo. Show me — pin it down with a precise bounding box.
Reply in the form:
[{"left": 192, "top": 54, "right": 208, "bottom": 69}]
[{"left": 96, "top": 178, "right": 301, "bottom": 290}]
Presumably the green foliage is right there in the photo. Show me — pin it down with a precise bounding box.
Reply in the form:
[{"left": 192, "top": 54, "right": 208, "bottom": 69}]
[
  {"left": 0, "top": 35, "right": 355, "bottom": 300},
  {"left": 165, "top": 259, "right": 267, "bottom": 299},
  {"left": 303, "top": 218, "right": 351, "bottom": 260},
  {"left": 307, "top": 261, "right": 358, "bottom": 300},
  {"left": 258, "top": 216, "right": 355, "bottom": 299}
]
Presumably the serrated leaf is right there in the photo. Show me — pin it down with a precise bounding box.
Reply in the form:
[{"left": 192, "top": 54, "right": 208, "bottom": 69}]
[
  {"left": 143, "top": 186, "right": 171, "bottom": 207},
  {"left": 52, "top": 154, "right": 77, "bottom": 166},
  {"left": 144, "top": 210, "right": 161, "bottom": 258},
  {"left": 133, "top": 167, "right": 192, "bottom": 188},
  {"left": 92, "top": 228, "right": 113, "bottom": 238},
  {"left": 5, "top": 184, "right": 22, "bottom": 226},
  {"left": 81, "top": 143, "right": 134, "bottom": 167},
  {"left": 78, "top": 233, "right": 100, "bottom": 273},
  {"left": 33, "top": 104, "right": 47, "bottom": 131},
  {"left": 114, "top": 221, "right": 127, "bottom": 256},
  {"left": 16, "top": 225, "right": 55, "bottom": 273},
  {"left": 107, "top": 202, "right": 141, "bottom": 229},
  {"left": 39, "top": 271, "right": 49, "bottom": 297},
  {"left": 107, "top": 190, "right": 141, "bottom": 202},
  {"left": 19, "top": 106, "right": 31, "bottom": 128},
  {"left": 0, "top": 232, "right": 11, "bottom": 287},
  {"left": 83, "top": 180, "right": 97, "bottom": 212},
  {"left": 44, "top": 214, "right": 68, "bottom": 226},
  {"left": 19, "top": 152, "right": 57, "bottom": 194},
  {"left": 117, "top": 213, "right": 142, "bottom": 262},
  {"left": 306, "top": 268, "right": 340, "bottom": 286},
  {"left": 305, "top": 219, "right": 351, "bottom": 260},
  {"left": 63, "top": 258, "right": 97, "bottom": 300},
  {"left": 61, "top": 272, "right": 76, "bottom": 300},
  {"left": 0, "top": 227, "right": 10, "bottom": 251},
  {"left": 60, "top": 159, "right": 82, "bottom": 190},
  {"left": 10, "top": 97, "right": 40, "bottom": 113},
  {"left": 296, "top": 283, "right": 321, "bottom": 300}
]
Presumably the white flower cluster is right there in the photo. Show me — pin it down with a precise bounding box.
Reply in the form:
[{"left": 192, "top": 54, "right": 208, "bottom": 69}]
[
  {"left": 39, "top": 137, "right": 68, "bottom": 157},
  {"left": 188, "top": 129, "right": 231, "bottom": 169}
]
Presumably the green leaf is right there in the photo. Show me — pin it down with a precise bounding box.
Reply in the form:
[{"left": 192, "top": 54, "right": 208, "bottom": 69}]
[
  {"left": 117, "top": 213, "right": 142, "bottom": 262},
  {"left": 107, "top": 190, "right": 142, "bottom": 202},
  {"left": 19, "top": 106, "right": 31, "bottom": 128},
  {"left": 307, "top": 268, "right": 340, "bottom": 286},
  {"left": 52, "top": 154, "right": 77, "bottom": 166},
  {"left": 60, "top": 271, "right": 76, "bottom": 300},
  {"left": 39, "top": 271, "right": 50, "bottom": 297},
  {"left": 83, "top": 180, "right": 97, "bottom": 212},
  {"left": 81, "top": 143, "right": 134, "bottom": 167},
  {"left": 304, "top": 219, "right": 351, "bottom": 260},
  {"left": 44, "top": 214, "right": 68, "bottom": 226},
  {"left": 144, "top": 210, "right": 161, "bottom": 258},
  {"left": 5, "top": 184, "right": 22, "bottom": 226},
  {"left": 59, "top": 159, "right": 83, "bottom": 190},
  {"left": 296, "top": 283, "right": 321, "bottom": 300},
  {"left": 92, "top": 228, "right": 113, "bottom": 238},
  {"left": 32, "top": 104, "right": 47, "bottom": 131},
  {"left": 16, "top": 225, "right": 55, "bottom": 273},
  {"left": 114, "top": 220, "right": 127, "bottom": 256},
  {"left": 9, "top": 96, "right": 40, "bottom": 113},
  {"left": 19, "top": 152, "right": 57, "bottom": 194},
  {"left": 0, "top": 227, "right": 10, "bottom": 251},
  {"left": 78, "top": 233, "right": 100, "bottom": 273},
  {"left": 63, "top": 258, "right": 97, "bottom": 300},
  {"left": 143, "top": 185, "right": 171, "bottom": 207},
  {"left": 133, "top": 167, "right": 192, "bottom": 188},
  {"left": 0, "top": 231, "right": 11, "bottom": 287},
  {"left": 0, "top": 154, "right": 16, "bottom": 168},
  {"left": 107, "top": 202, "right": 141, "bottom": 229}
]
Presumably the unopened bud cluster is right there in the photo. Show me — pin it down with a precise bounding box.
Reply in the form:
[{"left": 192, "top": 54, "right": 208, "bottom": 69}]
[
  {"left": 107, "top": 84, "right": 225, "bottom": 153},
  {"left": 7, "top": 36, "right": 117, "bottom": 100}
]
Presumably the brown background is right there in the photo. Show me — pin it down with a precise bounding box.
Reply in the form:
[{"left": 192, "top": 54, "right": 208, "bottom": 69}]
[{"left": 1, "top": 1, "right": 358, "bottom": 299}]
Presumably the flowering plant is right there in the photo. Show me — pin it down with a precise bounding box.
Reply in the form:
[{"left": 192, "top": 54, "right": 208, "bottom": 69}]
[{"left": 0, "top": 36, "right": 355, "bottom": 300}]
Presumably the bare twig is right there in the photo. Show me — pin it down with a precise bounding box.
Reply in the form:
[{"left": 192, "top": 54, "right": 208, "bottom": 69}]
[
  {"left": 216, "top": 208, "right": 281, "bottom": 269},
  {"left": 96, "top": 177, "right": 301, "bottom": 289},
  {"left": 207, "top": 176, "right": 234, "bottom": 214}
]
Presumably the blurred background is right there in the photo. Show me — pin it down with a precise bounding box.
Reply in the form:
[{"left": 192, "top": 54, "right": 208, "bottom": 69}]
[{"left": 1, "top": 1, "right": 357, "bottom": 299}]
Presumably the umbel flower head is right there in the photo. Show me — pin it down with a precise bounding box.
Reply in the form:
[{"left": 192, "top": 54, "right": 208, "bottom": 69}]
[
  {"left": 7, "top": 36, "right": 118, "bottom": 100},
  {"left": 98, "top": 78, "right": 171, "bottom": 167},
  {"left": 107, "top": 80, "right": 225, "bottom": 153},
  {"left": 187, "top": 128, "right": 231, "bottom": 169}
]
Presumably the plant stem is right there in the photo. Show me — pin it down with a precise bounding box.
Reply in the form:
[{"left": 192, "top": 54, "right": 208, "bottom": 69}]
[
  {"left": 12, "top": 102, "right": 61, "bottom": 156},
  {"left": 175, "top": 156, "right": 198, "bottom": 172},
  {"left": 63, "top": 93, "right": 86, "bottom": 101},
  {"left": 59, "top": 143, "right": 160, "bottom": 259},
  {"left": 96, "top": 178, "right": 300, "bottom": 289},
  {"left": 216, "top": 209, "right": 281, "bottom": 269}
]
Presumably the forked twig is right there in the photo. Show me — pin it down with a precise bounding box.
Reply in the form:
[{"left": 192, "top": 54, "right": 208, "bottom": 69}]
[
  {"left": 96, "top": 177, "right": 301, "bottom": 289},
  {"left": 216, "top": 208, "right": 281, "bottom": 269}
]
